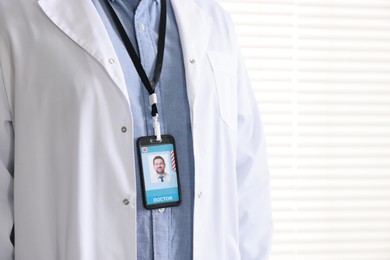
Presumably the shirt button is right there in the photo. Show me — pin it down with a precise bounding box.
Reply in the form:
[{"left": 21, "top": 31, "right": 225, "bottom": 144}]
[
  {"left": 109, "top": 58, "right": 115, "bottom": 64},
  {"left": 121, "top": 126, "right": 127, "bottom": 133},
  {"left": 197, "top": 192, "right": 202, "bottom": 198},
  {"left": 190, "top": 58, "right": 196, "bottom": 64},
  {"left": 158, "top": 208, "right": 165, "bottom": 213},
  {"left": 139, "top": 23, "right": 145, "bottom": 32},
  {"left": 122, "top": 199, "right": 130, "bottom": 205}
]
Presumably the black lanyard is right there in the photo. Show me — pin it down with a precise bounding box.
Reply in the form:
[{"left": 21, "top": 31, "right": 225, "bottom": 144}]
[{"left": 105, "top": 0, "right": 167, "bottom": 118}]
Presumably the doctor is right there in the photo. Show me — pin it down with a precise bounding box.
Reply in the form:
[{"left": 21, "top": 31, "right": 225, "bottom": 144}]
[
  {"left": 0, "top": 0, "right": 272, "bottom": 259},
  {"left": 151, "top": 156, "right": 171, "bottom": 183}
]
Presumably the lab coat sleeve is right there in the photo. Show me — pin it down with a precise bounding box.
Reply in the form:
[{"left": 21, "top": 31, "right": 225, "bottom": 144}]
[
  {"left": 235, "top": 50, "right": 273, "bottom": 259},
  {"left": 0, "top": 63, "right": 14, "bottom": 260}
]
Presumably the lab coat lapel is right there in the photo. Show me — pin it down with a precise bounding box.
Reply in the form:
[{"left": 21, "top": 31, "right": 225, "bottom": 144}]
[
  {"left": 170, "top": 0, "right": 212, "bottom": 114},
  {"left": 37, "top": 0, "right": 129, "bottom": 104}
]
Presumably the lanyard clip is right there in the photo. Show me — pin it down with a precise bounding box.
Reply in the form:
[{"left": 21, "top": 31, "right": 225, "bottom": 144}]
[
  {"left": 149, "top": 93, "right": 158, "bottom": 106},
  {"left": 150, "top": 93, "right": 161, "bottom": 141},
  {"left": 153, "top": 114, "right": 162, "bottom": 142}
]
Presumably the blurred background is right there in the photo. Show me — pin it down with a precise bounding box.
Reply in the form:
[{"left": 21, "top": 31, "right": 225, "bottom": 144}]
[{"left": 216, "top": 0, "right": 390, "bottom": 259}]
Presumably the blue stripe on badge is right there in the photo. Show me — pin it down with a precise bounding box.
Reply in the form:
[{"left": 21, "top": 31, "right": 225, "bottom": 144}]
[
  {"left": 141, "top": 144, "right": 173, "bottom": 153},
  {"left": 146, "top": 188, "right": 180, "bottom": 205}
]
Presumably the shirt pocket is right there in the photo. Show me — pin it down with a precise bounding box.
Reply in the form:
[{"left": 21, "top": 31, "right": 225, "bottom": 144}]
[{"left": 206, "top": 50, "right": 237, "bottom": 129}]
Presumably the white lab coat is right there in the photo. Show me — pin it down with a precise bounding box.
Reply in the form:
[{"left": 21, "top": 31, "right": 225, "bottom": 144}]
[{"left": 0, "top": 0, "right": 272, "bottom": 259}]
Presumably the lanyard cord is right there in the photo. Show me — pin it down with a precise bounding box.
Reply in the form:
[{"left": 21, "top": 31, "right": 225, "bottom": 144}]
[{"left": 104, "top": 0, "right": 167, "bottom": 118}]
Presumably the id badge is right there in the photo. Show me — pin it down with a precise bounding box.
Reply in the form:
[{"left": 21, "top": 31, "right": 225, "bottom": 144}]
[{"left": 137, "top": 135, "right": 182, "bottom": 209}]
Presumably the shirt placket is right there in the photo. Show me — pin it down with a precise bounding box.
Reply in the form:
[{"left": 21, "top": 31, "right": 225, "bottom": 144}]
[{"left": 135, "top": 2, "right": 171, "bottom": 259}]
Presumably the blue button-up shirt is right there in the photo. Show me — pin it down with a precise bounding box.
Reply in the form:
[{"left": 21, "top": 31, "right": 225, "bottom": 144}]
[{"left": 91, "top": 0, "right": 195, "bottom": 259}]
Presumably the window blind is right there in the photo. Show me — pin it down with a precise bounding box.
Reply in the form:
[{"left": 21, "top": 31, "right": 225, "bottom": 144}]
[{"left": 216, "top": 0, "right": 390, "bottom": 259}]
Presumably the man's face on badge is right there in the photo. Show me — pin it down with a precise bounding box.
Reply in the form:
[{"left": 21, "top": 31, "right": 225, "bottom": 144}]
[{"left": 153, "top": 158, "right": 165, "bottom": 175}]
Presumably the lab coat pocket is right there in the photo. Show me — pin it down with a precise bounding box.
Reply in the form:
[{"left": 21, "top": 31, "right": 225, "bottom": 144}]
[{"left": 207, "top": 51, "right": 237, "bottom": 129}]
